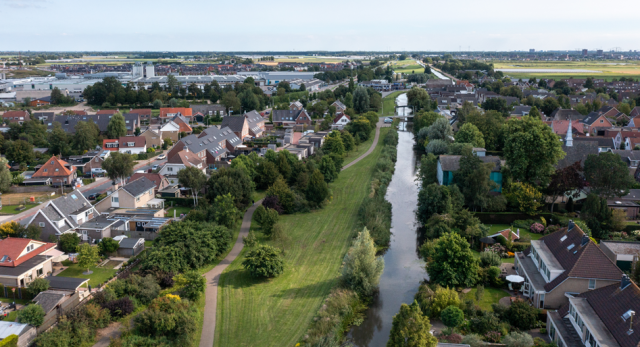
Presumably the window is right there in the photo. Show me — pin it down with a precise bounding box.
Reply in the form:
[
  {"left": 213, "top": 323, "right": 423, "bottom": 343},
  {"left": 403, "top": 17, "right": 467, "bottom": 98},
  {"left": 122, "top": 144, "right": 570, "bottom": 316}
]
[
  {"left": 112, "top": 197, "right": 119, "bottom": 203},
  {"left": 44, "top": 169, "right": 48, "bottom": 172},
  {"left": 136, "top": 197, "right": 140, "bottom": 202},
  {"left": 55, "top": 168, "right": 59, "bottom": 172},
  {"left": 37, "top": 268, "right": 43, "bottom": 276},
  {"left": 39, "top": 222, "right": 45, "bottom": 227},
  {"left": 588, "top": 279, "right": 596, "bottom": 289},
  {"left": 600, "top": 119, "right": 604, "bottom": 123},
  {"left": 168, "top": 167, "right": 173, "bottom": 172}
]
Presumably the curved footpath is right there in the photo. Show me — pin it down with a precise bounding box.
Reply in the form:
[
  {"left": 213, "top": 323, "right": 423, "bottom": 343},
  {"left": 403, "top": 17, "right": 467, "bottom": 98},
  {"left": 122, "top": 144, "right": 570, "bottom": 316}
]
[{"left": 199, "top": 119, "right": 386, "bottom": 347}]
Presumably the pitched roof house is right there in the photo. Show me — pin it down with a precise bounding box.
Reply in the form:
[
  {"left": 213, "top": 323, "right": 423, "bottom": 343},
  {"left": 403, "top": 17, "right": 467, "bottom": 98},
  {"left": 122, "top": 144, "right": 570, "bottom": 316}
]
[
  {"left": 0, "top": 238, "right": 58, "bottom": 287},
  {"left": 581, "top": 112, "right": 615, "bottom": 135},
  {"left": 549, "top": 109, "right": 585, "bottom": 121},
  {"left": 159, "top": 149, "right": 206, "bottom": 176},
  {"left": 128, "top": 173, "right": 170, "bottom": 193},
  {"left": 94, "top": 177, "right": 163, "bottom": 214},
  {"left": 159, "top": 108, "right": 193, "bottom": 122},
  {"left": 1, "top": 110, "right": 29, "bottom": 125},
  {"left": 25, "top": 192, "right": 96, "bottom": 241},
  {"left": 515, "top": 221, "right": 623, "bottom": 309},
  {"left": 96, "top": 110, "right": 119, "bottom": 115},
  {"left": 102, "top": 136, "right": 147, "bottom": 154},
  {"left": 546, "top": 277, "right": 640, "bottom": 347},
  {"left": 437, "top": 154, "right": 503, "bottom": 192},
  {"left": 271, "top": 109, "right": 312, "bottom": 127},
  {"left": 166, "top": 126, "right": 241, "bottom": 168},
  {"left": 220, "top": 111, "right": 265, "bottom": 140},
  {"left": 45, "top": 114, "right": 140, "bottom": 135},
  {"left": 332, "top": 114, "right": 351, "bottom": 130},
  {"left": 31, "top": 156, "right": 77, "bottom": 186}
]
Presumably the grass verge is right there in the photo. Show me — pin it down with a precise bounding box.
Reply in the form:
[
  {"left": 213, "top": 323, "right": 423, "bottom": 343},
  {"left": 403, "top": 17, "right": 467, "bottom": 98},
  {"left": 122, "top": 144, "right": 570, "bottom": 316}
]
[
  {"left": 0, "top": 204, "right": 38, "bottom": 214},
  {"left": 214, "top": 128, "right": 390, "bottom": 347},
  {"left": 342, "top": 133, "right": 375, "bottom": 166}
]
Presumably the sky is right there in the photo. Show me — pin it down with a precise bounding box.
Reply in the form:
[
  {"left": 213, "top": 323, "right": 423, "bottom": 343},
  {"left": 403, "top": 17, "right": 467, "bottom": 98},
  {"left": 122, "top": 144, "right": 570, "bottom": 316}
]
[{"left": 2, "top": 0, "right": 640, "bottom": 52}]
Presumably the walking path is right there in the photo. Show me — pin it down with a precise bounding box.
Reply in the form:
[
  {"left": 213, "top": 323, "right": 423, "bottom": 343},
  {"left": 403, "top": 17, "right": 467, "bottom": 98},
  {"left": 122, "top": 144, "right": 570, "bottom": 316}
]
[{"left": 199, "top": 120, "right": 388, "bottom": 347}]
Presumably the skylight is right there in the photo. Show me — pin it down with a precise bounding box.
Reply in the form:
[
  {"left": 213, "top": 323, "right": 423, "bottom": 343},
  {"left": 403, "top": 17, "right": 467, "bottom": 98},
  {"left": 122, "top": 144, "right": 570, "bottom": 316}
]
[
  {"left": 71, "top": 194, "right": 78, "bottom": 200},
  {"left": 560, "top": 235, "right": 568, "bottom": 242},
  {"left": 567, "top": 244, "right": 575, "bottom": 250}
]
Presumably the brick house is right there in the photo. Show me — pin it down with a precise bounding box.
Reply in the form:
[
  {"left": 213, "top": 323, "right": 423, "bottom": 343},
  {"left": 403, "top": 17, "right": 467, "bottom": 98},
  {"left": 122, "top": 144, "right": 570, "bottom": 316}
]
[
  {"left": 31, "top": 156, "right": 77, "bottom": 186},
  {"left": 271, "top": 109, "right": 312, "bottom": 127},
  {"left": 1, "top": 110, "right": 29, "bottom": 125},
  {"left": 159, "top": 108, "right": 193, "bottom": 123}
]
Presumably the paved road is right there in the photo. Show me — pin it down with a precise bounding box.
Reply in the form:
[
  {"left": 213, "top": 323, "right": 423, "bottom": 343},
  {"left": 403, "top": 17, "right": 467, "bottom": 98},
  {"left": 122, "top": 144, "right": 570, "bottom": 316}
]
[{"left": 198, "top": 120, "right": 386, "bottom": 347}]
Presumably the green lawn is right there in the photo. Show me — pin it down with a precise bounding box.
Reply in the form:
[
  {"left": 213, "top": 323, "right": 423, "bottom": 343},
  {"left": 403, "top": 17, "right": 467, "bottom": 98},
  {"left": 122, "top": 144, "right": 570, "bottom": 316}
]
[
  {"left": 487, "top": 224, "right": 543, "bottom": 241},
  {"left": 0, "top": 204, "right": 38, "bottom": 215},
  {"left": 214, "top": 128, "right": 390, "bottom": 347},
  {"left": 342, "top": 132, "right": 375, "bottom": 166},
  {"left": 164, "top": 207, "right": 192, "bottom": 218},
  {"left": 465, "top": 287, "right": 510, "bottom": 311},
  {"left": 252, "top": 190, "right": 267, "bottom": 203},
  {"left": 56, "top": 263, "right": 117, "bottom": 287},
  {"left": 380, "top": 91, "right": 407, "bottom": 117}
]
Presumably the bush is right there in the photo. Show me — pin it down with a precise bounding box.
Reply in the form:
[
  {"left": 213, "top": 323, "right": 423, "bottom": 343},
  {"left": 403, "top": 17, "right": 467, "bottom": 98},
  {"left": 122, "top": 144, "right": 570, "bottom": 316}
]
[
  {"left": 173, "top": 271, "right": 206, "bottom": 302},
  {"left": 82, "top": 303, "right": 112, "bottom": 329},
  {"left": 107, "top": 275, "right": 160, "bottom": 305},
  {"left": 505, "top": 300, "right": 538, "bottom": 330},
  {"left": 484, "top": 331, "right": 502, "bottom": 343},
  {"left": 441, "top": 306, "right": 464, "bottom": 328},
  {"left": 341, "top": 228, "right": 384, "bottom": 297},
  {"left": 27, "top": 278, "right": 50, "bottom": 297},
  {"left": 136, "top": 153, "right": 148, "bottom": 160},
  {"left": 98, "top": 237, "right": 120, "bottom": 255},
  {"left": 58, "top": 233, "right": 80, "bottom": 253},
  {"left": 0, "top": 335, "right": 18, "bottom": 347},
  {"left": 242, "top": 245, "right": 284, "bottom": 278},
  {"left": 134, "top": 296, "right": 197, "bottom": 343},
  {"left": 104, "top": 297, "right": 135, "bottom": 318},
  {"left": 530, "top": 223, "right": 544, "bottom": 233},
  {"left": 503, "top": 332, "right": 534, "bottom": 347},
  {"left": 440, "top": 333, "right": 463, "bottom": 344},
  {"left": 479, "top": 251, "right": 501, "bottom": 268},
  {"left": 17, "top": 304, "right": 45, "bottom": 326},
  {"left": 462, "top": 334, "right": 485, "bottom": 347},
  {"left": 469, "top": 310, "right": 500, "bottom": 335},
  {"left": 429, "top": 286, "right": 461, "bottom": 319},
  {"left": 304, "top": 288, "right": 364, "bottom": 345}
]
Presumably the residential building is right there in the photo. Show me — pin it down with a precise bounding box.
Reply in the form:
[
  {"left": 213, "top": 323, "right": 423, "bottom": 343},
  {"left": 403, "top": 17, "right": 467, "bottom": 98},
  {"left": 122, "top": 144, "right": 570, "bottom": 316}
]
[
  {"left": 159, "top": 149, "right": 205, "bottom": 176},
  {"left": 0, "top": 238, "right": 58, "bottom": 287},
  {"left": 271, "top": 109, "right": 312, "bottom": 127},
  {"left": 159, "top": 107, "right": 192, "bottom": 123},
  {"left": 158, "top": 121, "right": 181, "bottom": 142},
  {"left": 29, "top": 156, "right": 77, "bottom": 186},
  {"left": 102, "top": 136, "right": 147, "bottom": 154},
  {"left": 607, "top": 200, "right": 640, "bottom": 220},
  {"left": 166, "top": 126, "right": 241, "bottom": 169},
  {"left": 190, "top": 104, "right": 226, "bottom": 118},
  {"left": 95, "top": 110, "right": 118, "bottom": 115},
  {"left": 128, "top": 172, "right": 170, "bottom": 193},
  {"left": 332, "top": 100, "right": 347, "bottom": 114},
  {"left": 220, "top": 111, "right": 265, "bottom": 140},
  {"left": 514, "top": 221, "right": 623, "bottom": 309},
  {"left": 437, "top": 154, "right": 503, "bottom": 192},
  {"left": 600, "top": 241, "right": 640, "bottom": 272},
  {"left": 94, "top": 177, "right": 164, "bottom": 213},
  {"left": 1, "top": 110, "right": 29, "bottom": 125},
  {"left": 75, "top": 217, "right": 126, "bottom": 243},
  {"left": 29, "top": 96, "right": 51, "bottom": 107},
  {"left": 290, "top": 101, "right": 304, "bottom": 111},
  {"left": 127, "top": 108, "right": 152, "bottom": 120},
  {"left": 44, "top": 113, "right": 140, "bottom": 135},
  {"left": 549, "top": 109, "right": 585, "bottom": 121},
  {"left": 332, "top": 114, "right": 351, "bottom": 130},
  {"left": 65, "top": 150, "right": 110, "bottom": 174},
  {"left": 139, "top": 128, "right": 163, "bottom": 149},
  {"left": 546, "top": 277, "right": 640, "bottom": 347},
  {"left": 25, "top": 192, "right": 97, "bottom": 241},
  {"left": 581, "top": 112, "right": 614, "bottom": 135}
]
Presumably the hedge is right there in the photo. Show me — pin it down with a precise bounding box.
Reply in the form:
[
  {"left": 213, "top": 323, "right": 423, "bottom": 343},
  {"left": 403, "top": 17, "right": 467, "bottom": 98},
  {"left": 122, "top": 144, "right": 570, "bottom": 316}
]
[
  {"left": 0, "top": 334, "right": 18, "bottom": 347},
  {"left": 624, "top": 224, "right": 640, "bottom": 233},
  {"left": 163, "top": 197, "right": 195, "bottom": 207},
  {"left": 474, "top": 212, "right": 554, "bottom": 225}
]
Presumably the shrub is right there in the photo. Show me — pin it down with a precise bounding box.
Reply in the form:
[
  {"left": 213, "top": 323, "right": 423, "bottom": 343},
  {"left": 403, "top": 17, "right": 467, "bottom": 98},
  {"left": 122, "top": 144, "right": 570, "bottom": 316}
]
[
  {"left": 469, "top": 310, "right": 500, "bottom": 335},
  {"left": 484, "top": 331, "right": 502, "bottom": 343},
  {"left": 98, "top": 237, "right": 120, "bottom": 255},
  {"left": 17, "top": 304, "right": 45, "bottom": 326},
  {"left": 58, "top": 233, "right": 80, "bottom": 253},
  {"left": 530, "top": 223, "right": 544, "bottom": 233},
  {"left": 462, "top": 334, "right": 485, "bottom": 347},
  {"left": 340, "top": 228, "right": 384, "bottom": 297},
  {"left": 441, "top": 306, "right": 464, "bottom": 328},
  {"left": 429, "top": 286, "right": 461, "bottom": 319},
  {"left": 503, "top": 332, "right": 534, "bottom": 347},
  {"left": 304, "top": 288, "right": 364, "bottom": 345},
  {"left": 505, "top": 300, "right": 538, "bottom": 330},
  {"left": 0, "top": 335, "right": 18, "bottom": 347},
  {"left": 134, "top": 296, "right": 197, "bottom": 343},
  {"left": 82, "top": 303, "right": 112, "bottom": 329},
  {"left": 479, "top": 251, "right": 501, "bottom": 268},
  {"left": 173, "top": 271, "right": 206, "bottom": 301},
  {"left": 27, "top": 278, "right": 50, "bottom": 297},
  {"left": 242, "top": 245, "right": 284, "bottom": 278},
  {"left": 440, "top": 333, "right": 463, "bottom": 344},
  {"left": 104, "top": 297, "right": 135, "bottom": 318},
  {"left": 475, "top": 285, "right": 484, "bottom": 302}
]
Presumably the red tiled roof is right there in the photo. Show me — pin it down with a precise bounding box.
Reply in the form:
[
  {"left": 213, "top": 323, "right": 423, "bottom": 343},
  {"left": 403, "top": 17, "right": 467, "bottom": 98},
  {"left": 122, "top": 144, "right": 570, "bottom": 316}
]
[
  {"left": 103, "top": 139, "right": 119, "bottom": 151},
  {"left": 32, "top": 156, "right": 74, "bottom": 178},
  {"left": 160, "top": 108, "right": 193, "bottom": 118},
  {"left": 168, "top": 150, "right": 204, "bottom": 167},
  {"left": 96, "top": 110, "right": 118, "bottom": 115},
  {"left": 129, "top": 109, "right": 152, "bottom": 116},
  {"left": 0, "top": 238, "right": 56, "bottom": 267},
  {"left": 172, "top": 117, "right": 193, "bottom": 133},
  {"left": 333, "top": 114, "right": 350, "bottom": 124},
  {"left": 2, "top": 110, "right": 29, "bottom": 119},
  {"left": 546, "top": 120, "right": 585, "bottom": 136}
]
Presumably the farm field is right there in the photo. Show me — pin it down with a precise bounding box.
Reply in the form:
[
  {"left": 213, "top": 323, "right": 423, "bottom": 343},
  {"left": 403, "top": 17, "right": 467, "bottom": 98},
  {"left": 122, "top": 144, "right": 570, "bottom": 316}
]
[
  {"left": 1, "top": 68, "right": 53, "bottom": 78},
  {"left": 492, "top": 60, "right": 640, "bottom": 81},
  {"left": 214, "top": 128, "right": 390, "bottom": 347}
]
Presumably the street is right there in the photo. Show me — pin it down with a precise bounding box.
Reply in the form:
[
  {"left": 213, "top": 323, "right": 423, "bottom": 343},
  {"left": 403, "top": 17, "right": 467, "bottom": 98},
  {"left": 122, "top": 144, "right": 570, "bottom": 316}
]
[{"left": 80, "top": 156, "right": 168, "bottom": 198}]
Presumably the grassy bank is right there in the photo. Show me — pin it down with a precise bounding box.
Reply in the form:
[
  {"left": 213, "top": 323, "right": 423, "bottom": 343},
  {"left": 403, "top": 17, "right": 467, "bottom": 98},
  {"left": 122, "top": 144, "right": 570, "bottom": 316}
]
[
  {"left": 214, "top": 128, "right": 390, "bottom": 347},
  {"left": 381, "top": 90, "right": 407, "bottom": 117},
  {"left": 342, "top": 131, "right": 375, "bottom": 166}
]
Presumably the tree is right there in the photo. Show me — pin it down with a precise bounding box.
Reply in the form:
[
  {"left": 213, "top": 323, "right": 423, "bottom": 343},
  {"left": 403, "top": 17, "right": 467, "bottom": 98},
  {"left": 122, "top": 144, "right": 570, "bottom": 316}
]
[
  {"left": 426, "top": 118, "right": 453, "bottom": 142},
  {"left": 134, "top": 296, "right": 197, "bottom": 344},
  {"left": 58, "top": 233, "right": 80, "bottom": 253},
  {"left": 5, "top": 139, "right": 34, "bottom": 164},
  {"left": 546, "top": 161, "right": 586, "bottom": 212},
  {"left": 454, "top": 148, "right": 496, "bottom": 211},
  {"left": 48, "top": 122, "right": 70, "bottom": 156},
  {"left": 134, "top": 127, "right": 141, "bottom": 136},
  {"left": 73, "top": 120, "right": 99, "bottom": 152},
  {"left": 98, "top": 237, "right": 119, "bottom": 255},
  {"left": 222, "top": 91, "right": 241, "bottom": 114},
  {"left": 481, "top": 98, "right": 510, "bottom": 115},
  {"left": 584, "top": 152, "right": 634, "bottom": 198},
  {"left": 319, "top": 156, "right": 338, "bottom": 183},
  {"left": 0, "top": 158, "right": 11, "bottom": 193},
  {"left": 370, "top": 93, "right": 382, "bottom": 111},
  {"left": 427, "top": 232, "right": 478, "bottom": 288},
  {"left": 341, "top": 228, "right": 384, "bottom": 297},
  {"left": 242, "top": 245, "right": 284, "bottom": 278},
  {"left": 441, "top": 306, "right": 464, "bottom": 328},
  {"left": 177, "top": 166, "right": 207, "bottom": 206},
  {"left": 425, "top": 139, "right": 449, "bottom": 155},
  {"left": 387, "top": 300, "right": 437, "bottom": 347},
  {"left": 407, "top": 87, "right": 432, "bottom": 112},
  {"left": 541, "top": 98, "right": 560, "bottom": 117},
  {"left": 102, "top": 152, "right": 136, "bottom": 185},
  {"left": 306, "top": 169, "right": 329, "bottom": 205},
  {"left": 353, "top": 87, "right": 370, "bottom": 114},
  {"left": 266, "top": 177, "right": 295, "bottom": 213},
  {"left": 323, "top": 132, "right": 345, "bottom": 156},
  {"left": 582, "top": 194, "right": 613, "bottom": 239},
  {"left": 76, "top": 243, "right": 100, "bottom": 274},
  {"left": 207, "top": 167, "right": 254, "bottom": 209},
  {"left": 18, "top": 304, "right": 45, "bottom": 326},
  {"left": 27, "top": 278, "right": 50, "bottom": 297},
  {"left": 417, "top": 184, "right": 454, "bottom": 225},
  {"left": 173, "top": 271, "right": 206, "bottom": 301},
  {"left": 503, "top": 116, "right": 565, "bottom": 185},
  {"left": 467, "top": 110, "right": 504, "bottom": 151},
  {"left": 455, "top": 123, "right": 485, "bottom": 148},
  {"left": 417, "top": 154, "right": 439, "bottom": 186},
  {"left": 505, "top": 182, "right": 543, "bottom": 215},
  {"left": 211, "top": 193, "right": 240, "bottom": 229},
  {"left": 504, "top": 300, "right": 538, "bottom": 330}
]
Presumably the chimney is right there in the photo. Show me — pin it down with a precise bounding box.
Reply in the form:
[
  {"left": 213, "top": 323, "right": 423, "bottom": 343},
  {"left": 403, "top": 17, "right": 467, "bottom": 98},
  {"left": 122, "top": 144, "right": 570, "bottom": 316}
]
[
  {"left": 185, "top": 147, "right": 189, "bottom": 153},
  {"left": 621, "top": 274, "right": 632, "bottom": 290},
  {"left": 581, "top": 235, "right": 590, "bottom": 247},
  {"left": 517, "top": 228, "right": 520, "bottom": 237},
  {"left": 567, "top": 220, "right": 575, "bottom": 232}
]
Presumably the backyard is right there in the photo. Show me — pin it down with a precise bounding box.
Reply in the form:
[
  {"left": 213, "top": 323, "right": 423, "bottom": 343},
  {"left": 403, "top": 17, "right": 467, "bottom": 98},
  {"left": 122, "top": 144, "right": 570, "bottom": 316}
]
[
  {"left": 214, "top": 128, "right": 390, "bottom": 347},
  {"left": 164, "top": 206, "right": 192, "bottom": 218},
  {"left": 56, "top": 261, "right": 117, "bottom": 287},
  {"left": 464, "top": 287, "right": 511, "bottom": 311}
]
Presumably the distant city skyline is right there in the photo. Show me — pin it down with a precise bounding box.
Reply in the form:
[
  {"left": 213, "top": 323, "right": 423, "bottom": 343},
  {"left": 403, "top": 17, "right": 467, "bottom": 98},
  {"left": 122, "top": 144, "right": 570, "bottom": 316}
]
[{"left": 2, "top": 0, "right": 640, "bottom": 52}]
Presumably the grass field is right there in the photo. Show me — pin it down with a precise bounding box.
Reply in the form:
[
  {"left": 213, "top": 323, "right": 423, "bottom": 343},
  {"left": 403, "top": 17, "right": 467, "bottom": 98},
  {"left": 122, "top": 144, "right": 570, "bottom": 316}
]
[
  {"left": 381, "top": 90, "right": 407, "bottom": 117},
  {"left": 0, "top": 204, "right": 38, "bottom": 215},
  {"left": 464, "top": 287, "right": 510, "bottom": 311},
  {"left": 342, "top": 131, "right": 376, "bottom": 166},
  {"left": 492, "top": 60, "right": 640, "bottom": 81},
  {"left": 1, "top": 69, "right": 53, "bottom": 78},
  {"left": 57, "top": 263, "right": 117, "bottom": 287},
  {"left": 214, "top": 128, "right": 390, "bottom": 347}
]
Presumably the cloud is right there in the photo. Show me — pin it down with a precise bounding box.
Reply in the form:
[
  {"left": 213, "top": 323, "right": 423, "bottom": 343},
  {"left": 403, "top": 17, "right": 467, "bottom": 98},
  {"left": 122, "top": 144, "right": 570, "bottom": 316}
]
[{"left": 2, "top": 0, "right": 47, "bottom": 9}]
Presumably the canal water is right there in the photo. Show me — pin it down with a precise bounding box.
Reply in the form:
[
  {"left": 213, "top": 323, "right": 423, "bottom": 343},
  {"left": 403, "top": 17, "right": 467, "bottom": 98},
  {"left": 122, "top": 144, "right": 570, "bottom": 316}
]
[{"left": 347, "top": 95, "right": 427, "bottom": 346}]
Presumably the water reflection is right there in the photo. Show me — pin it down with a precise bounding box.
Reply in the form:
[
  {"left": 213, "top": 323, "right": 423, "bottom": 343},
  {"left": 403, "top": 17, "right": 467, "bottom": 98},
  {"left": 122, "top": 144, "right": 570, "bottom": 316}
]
[{"left": 347, "top": 128, "right": 427, "bottom": 347}]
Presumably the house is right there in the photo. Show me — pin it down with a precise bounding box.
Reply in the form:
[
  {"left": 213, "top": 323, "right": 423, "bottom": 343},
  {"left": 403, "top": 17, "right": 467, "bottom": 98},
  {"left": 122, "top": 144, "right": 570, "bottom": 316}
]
[
  {"left": 25, "top": 192, "right": 97, "bottom": 241},
  {"left": 66, "top": 150, "right": 110, "bottom": 174},
  {"left": 514, "top": 221, "right": 623, "bottom": 309},
  {"left": 139, "top": 128, "right": 163, "bottom": 149},
  {"left": 511, "top": 105, "right": 532, "bottom": 117},
  {"left": 102, "top": 136, "right": 147, "bottom": 154},
  {"left": 549, "top": 109, "right": 585, "bottom": 121},
  {"left": 331, "top": 100, "right": 347, "bottom": 113},
  {"left": 29, "top": 156, "right": 76, "bottom": 187},
  {"left": 0, "top": 238, "right": 58, "bottom": 287},
  {"left": 244, "top": 110, "right": 265, "bottom": 138},
  {"left": 220, "top": 111, "right": 265, "bottom": 141},
  {"left": 166, "top": 126, "right": 241, "bottom": 169},
  {"left": 29, "top": 96, "right": 51, "bottom": 107},
  {"left": 170, "top": 114, "right": 193, "bottom": 134},
  {"left": 581, "top": 111, "right": 614, "bottom": 135},
  {"left": 76, "top": 217, "right": 127, "bottom": 243},
  {"left": 127, "top": 108, "right": 152, "bottom": 119},
  {"left": 607, "top": 200, "right": 640, "bottom": 220},
  {"left": 600, "top": 241, "right": 640, "bottom": 271},
  {"left": 556, "top": 132, "right": 600, "bottom": 170},
  {"left": 159, "top": 108, "right": 193, "bottom": 123},
  {"left": 128, "top": 173, "right": 170, "bottom": 193},
  {"left": 332, "top": 114, "right": 351, "bottom": 130},
  {"left": 45, "top": 114, "right": 140, "bottom": 135},
  {"left": 290, "top": 101, "right": 304, "bottom": 111},
  {"left": 94, "top": 177, "right": 164, "bottom": 213},
  {"left": 487, "top": 228, "right": 520, "bottom": 242},
  {"left": 158, "top": 121, "right": 180, "bottom": 141},
  {"left": 610, "top": 150, "right": 640, "bottom": 169},
  {"left": 271, "top": 109, "right": 312, "bottom": 127},
  {"left": 159, "top": 149, "right": 206, "bottom": 176},
  {"left": 190, "top": 104, "right": 226, "bottom": 118},
  {"left": 1, "top": 110, "right": 29, "bottom": 125},
  {"left": 546, "top": 277, "right": 640, "bottom": 347},
  {"left": 547, "top": 120, "right": 585, "bottom": 136},
  {"left": 95, "top": 110, "right": 118, "bottom": 115},
  {"left": 117, "top": 238, "right": 145, "bottom": 257},
  {"left": 32, "top": 111, "right": 55, "bottom": 123},
  {"left": 437, "top": 154, "right": 503, "bottom": 192}
]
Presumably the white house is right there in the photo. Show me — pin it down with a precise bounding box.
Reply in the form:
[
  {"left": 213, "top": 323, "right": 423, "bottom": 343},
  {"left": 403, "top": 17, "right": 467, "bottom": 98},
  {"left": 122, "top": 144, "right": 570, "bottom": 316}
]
[
  {"left": 158, "top": 149, "right": 206, "bottom": 177},
  {"left": 331, "top": 114, "right": 351, "bottom": 130},
  {"left": 117, "top": 136, "right": 147, "bottom": 155}
]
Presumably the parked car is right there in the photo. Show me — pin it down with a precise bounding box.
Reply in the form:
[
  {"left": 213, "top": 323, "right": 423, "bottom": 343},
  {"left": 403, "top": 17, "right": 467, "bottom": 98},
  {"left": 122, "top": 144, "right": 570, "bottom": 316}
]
[
  {"left": 87, "top": 194, "right": 96, "bottom": 200},
  {"left": 157, "top": 154, "right": 166, "bottom": 160},
  {"left": 384, "top": 117, "right": 393, "bottom": 123},
  {"left": 152, "top": 165, "right": 159, "bottom": 171}
]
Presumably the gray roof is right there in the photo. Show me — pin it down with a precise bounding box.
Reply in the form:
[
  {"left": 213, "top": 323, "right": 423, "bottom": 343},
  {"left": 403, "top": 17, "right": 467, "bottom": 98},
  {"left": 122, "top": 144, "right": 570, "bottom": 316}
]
[
  {"left": 620, "top": 189, "right": 640, "bottom": 201},
  {"left": 44, "top": 192, "right": 93, "bottom": 228},
  {"left": 550, "top": 108, "right": 585, "bottom": 121},
  {"left": 556, "top": 141, "right": 600, "bottom": 169},
  {"left": 122, "top": 177, "right": 156, "bottom": 198},
  {"left": 33, "top": 290, "right": 70, "bottom": 314},
  {"left": 220, "top": 116, "right": 246, "bottom": 133},
  {"left": 573, "top": 136, "right": 614, "bottom": 148},
  {"left": 81, "top": 216, "right": 118, "bottom": 230},
  {"left": 177, "top": 125, "right": 241, "bottom": 155},
  {"left": 332, "top": 100, "right": 346, "bottom": 110},
  {"left": 610, "top": 150, "right": 640, "bottom": 165},
  {"left": 0, "top": 255, "right": 49, "bottom": 276},
  {"left": 190, "top": 104, "right": 226, "bottom": 115},
  {"left": 581, "top": 111, "right": 606, "bottom": 125},
  {"left": 44, "top": 276, "right": 89, "bottom": 290},
  {"left": 119, "top": 238, "right": 144, "bottom": 249},
  {"left": 272, "top": 109, "right": 305, "bottom": 122},
  {"left": 47, "top": 114, "right": 139, "bottom": 133},
  {"left": 438, "top": 155, "right": 501, "bottom": 172},
  {"left": 600, "top": 240, "right": 640, "bottom": 255}
]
